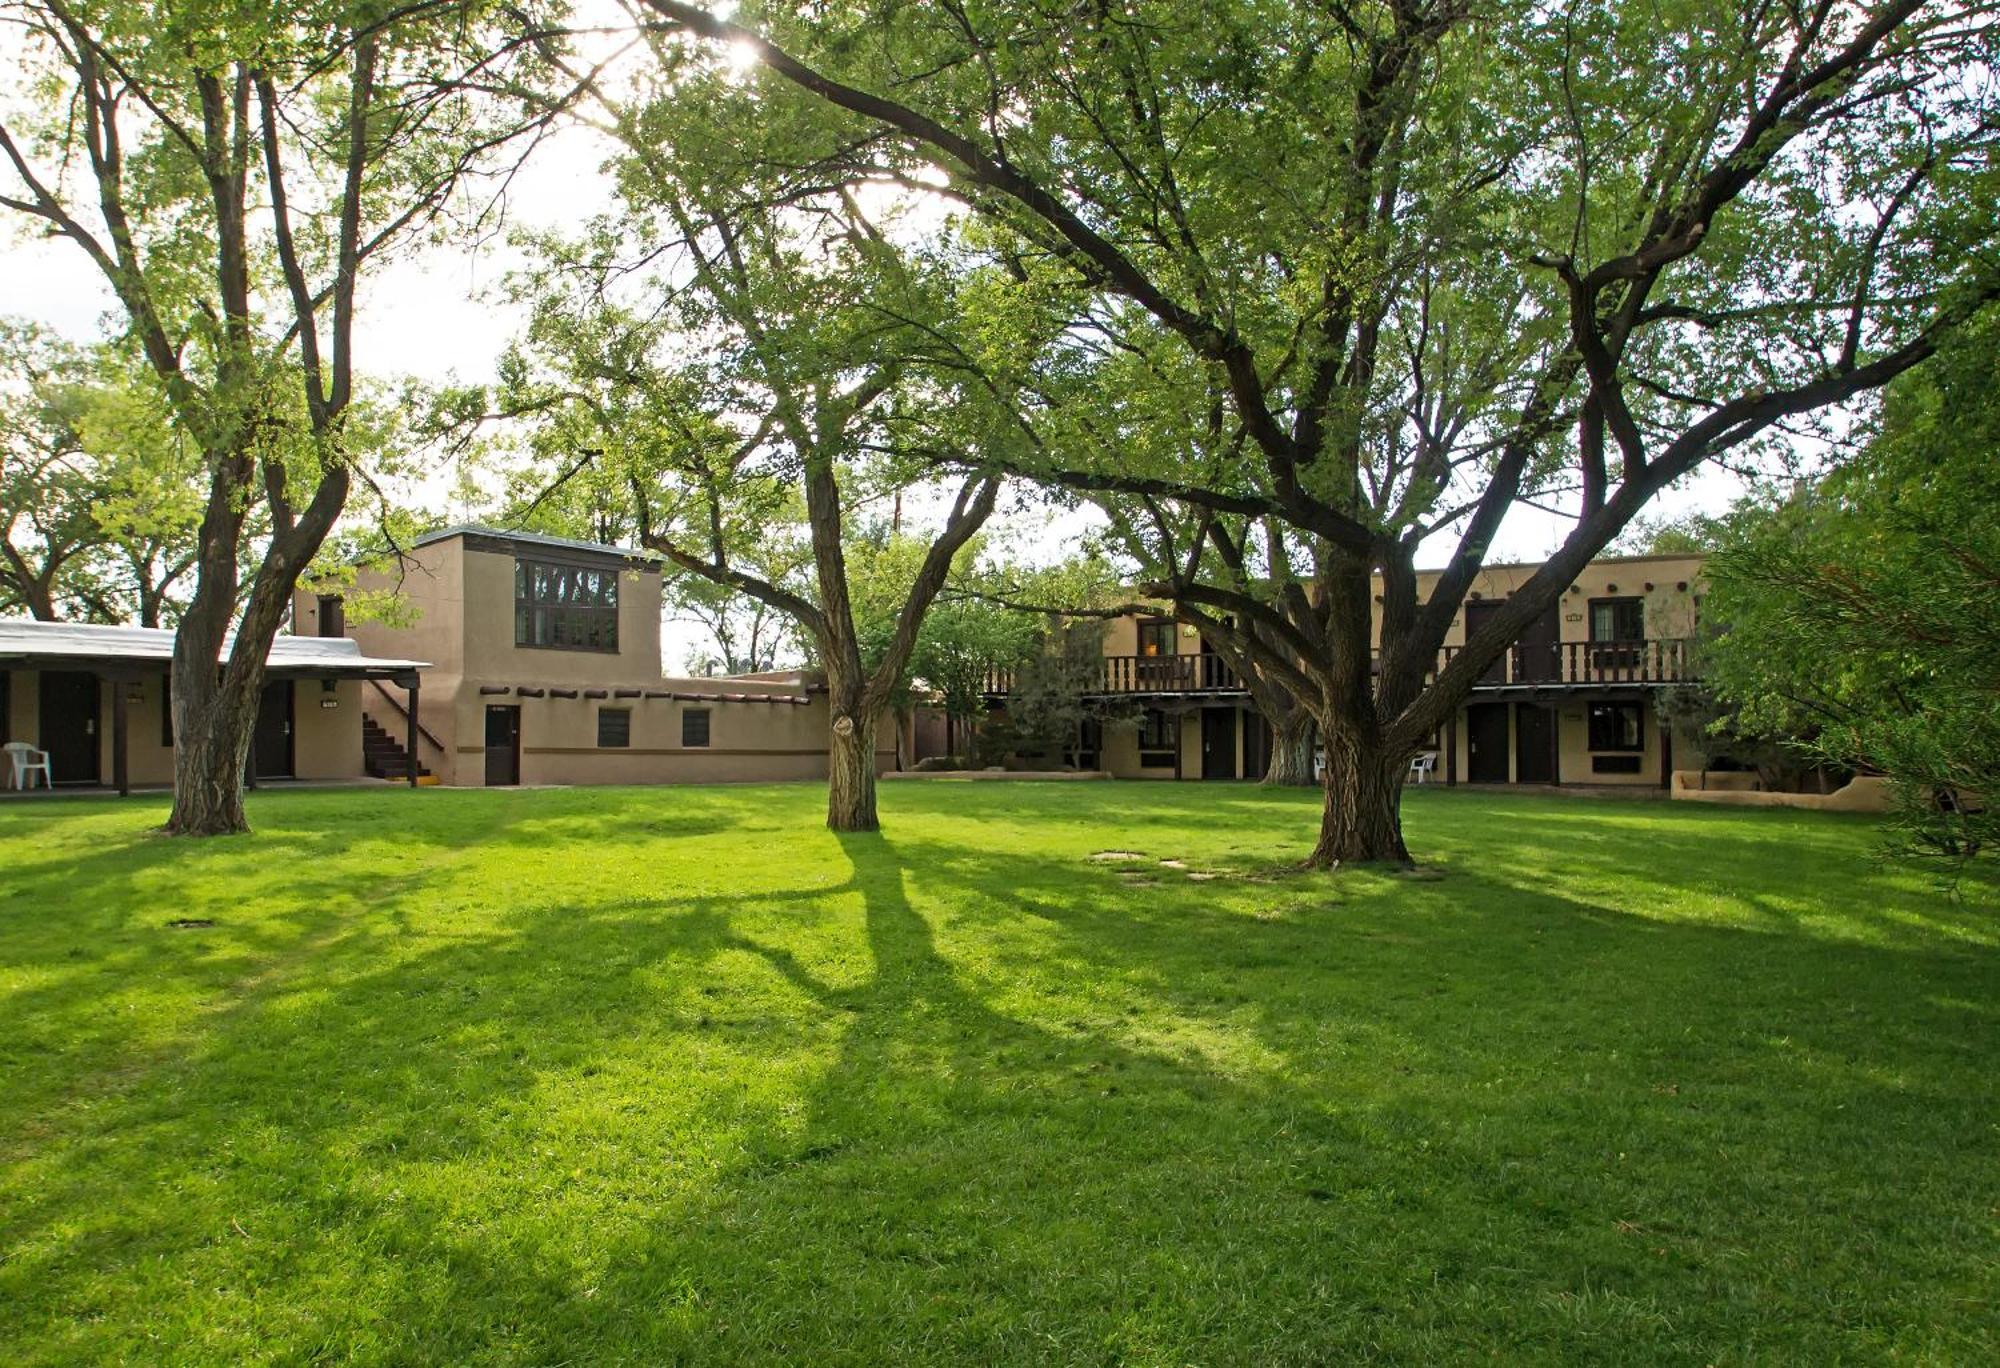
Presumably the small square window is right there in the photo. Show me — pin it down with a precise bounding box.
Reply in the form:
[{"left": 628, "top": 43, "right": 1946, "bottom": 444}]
[
  {"left": 597, "top": 708, "right": 631, "bottom": 748},
  {"left": 682, "top": 709, "right": 711, "bottom": 748},
  {"left": 1587, "top": 703, "right": 1643, "bottom": 752},
  {"left": 1137, "top": 708, "right": 1176, "bottom": 767}
]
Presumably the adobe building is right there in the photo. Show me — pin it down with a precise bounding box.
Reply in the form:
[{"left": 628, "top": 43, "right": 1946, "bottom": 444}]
[
  {"left": 308, "top": 526, "right": 894, "bottom": 787},
  {"left": 0, "top": 620, "right": 426, "bottom": 793},
  {"left": 980, "top": 552, "right": 1707, "bottom": 788}
]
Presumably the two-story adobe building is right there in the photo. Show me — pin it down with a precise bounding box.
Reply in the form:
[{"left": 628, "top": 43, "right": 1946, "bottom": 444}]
[
  {"left": 980, "top": 552, "right": 1705, "bottom": 788},
  {"left": 311, "top": 525, "right": 893, "bottom": 787}
]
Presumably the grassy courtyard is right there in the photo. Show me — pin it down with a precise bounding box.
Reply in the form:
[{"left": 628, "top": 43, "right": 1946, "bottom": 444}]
[{"left": 0, "top": 782, "right": 1994, "bottom": 1363}]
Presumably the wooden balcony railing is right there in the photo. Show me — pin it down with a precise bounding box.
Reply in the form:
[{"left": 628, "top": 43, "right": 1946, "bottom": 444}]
[
  {"left": 1433, "top": 637, "right": 1695, "bottom": 687},
  {"left": 980, "top": 652, "right": 1241, "bottom": 696},
  {"left": 979, "top": 638, "right": 1696, "bottom": 697}
]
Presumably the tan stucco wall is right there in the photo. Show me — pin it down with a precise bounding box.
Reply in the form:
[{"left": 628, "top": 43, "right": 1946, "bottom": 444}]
[
  {"left": 4, "top": 669, "right": 363, "bottom": 785},
  {"left": 1405, "top": 553, "right": 1707, "bottom": 650},
  {"left": 1671, "top": 772, "right": 1892, "bottom": 812},
  {"left": 1441, "top": 697, "right": 1688, "bottom": 787}
]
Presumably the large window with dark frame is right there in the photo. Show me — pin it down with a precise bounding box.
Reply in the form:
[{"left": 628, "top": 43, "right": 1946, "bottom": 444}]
[
  {"left": 1137, "top": 708, "right": 1176, "bottom": 768},
  {"left": 515, "top": 559, "right": 619, "bottom": 652},
  {"left": 1587, "top": 702, "right": 1644, "bottom": 752}
]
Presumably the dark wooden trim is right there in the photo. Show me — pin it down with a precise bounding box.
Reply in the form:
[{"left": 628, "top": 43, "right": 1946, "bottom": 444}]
[
  {"left": 613, "top": 687, "right": 643, "bottom": 698},
  {"left": 406, "top": 677, "right": 421, "bottom": 788},
  {"left": 478, "top": 685, "right": 512, "bottom": 695},
  {"left": 548, "top": 688, "right": 579, "bottom": 699},
  {"left": 515, "top": 687, "right": 546, "bottom": 697},
  {"left": 460, "top": 530, "right": 661, "bottom": 573},
  {"left": 583, "top": 688, "right": 609, "bottom": 699},
  {"left": 367, "top": 679, "right": 446, "bottom": 756},
  {"left": 111, "top": 677, "right": 129, "bottom": 797}
]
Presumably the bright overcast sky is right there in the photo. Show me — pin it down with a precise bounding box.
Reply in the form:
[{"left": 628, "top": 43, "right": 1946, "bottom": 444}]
[{"left": 0, "top": 15, "right": 1758, "bottom": 668}]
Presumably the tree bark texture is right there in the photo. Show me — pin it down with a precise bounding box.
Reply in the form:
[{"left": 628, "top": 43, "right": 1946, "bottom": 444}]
[
  {"left": 1262, "top": 709, "right": 1316, "bottom": 787},
  {"left": 825, "top": 702, "right": 880, "bottom": 832},
  {"left": 1307, "top": 727, "right": 1411, "bottom": 869}
]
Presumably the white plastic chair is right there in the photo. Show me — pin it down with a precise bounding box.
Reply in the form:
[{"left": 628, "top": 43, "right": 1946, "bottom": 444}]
[
  {"left": 1407, "top": 752, "right": 1438, "bottom": 785},
  {"left": 5, "top": 741, "right": 53, "bottom": 791}
]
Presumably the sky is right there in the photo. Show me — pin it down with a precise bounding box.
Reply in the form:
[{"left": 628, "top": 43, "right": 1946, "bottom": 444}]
[{"left": 0, "top": 37, "right": 1758, "bottom": 674}]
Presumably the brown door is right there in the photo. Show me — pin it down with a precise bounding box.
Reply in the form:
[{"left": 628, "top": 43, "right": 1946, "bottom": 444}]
[
  {"left": 251, "top": 680, "right": 294, "bottom": 779},
  {"left": 1466, "top": 702, "right": 1510, "bottom": 782},
  {"left": 1514, "top": 703, "right": 1557, "bottom": 783},
  {"left": 1243, "top": 713, "right": 1272, "bottom": 780},
  {"left": 1515, "top": 603, "right": 1562, "bottom": 683},
  {"left": 1201, "top": 707, "right": 1238, "bottom": 779},
  {"left": 484, "top": 705, "right": 520, "bottom": 786},
  {"left": 38, "top": 671, "right": 101, "bottom": 783},
  {"left": 1464, "top": 600, "right": 1507, "bottom": 684}
]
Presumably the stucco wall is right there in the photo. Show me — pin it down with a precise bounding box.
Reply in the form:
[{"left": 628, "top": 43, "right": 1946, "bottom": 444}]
[{"left": 3, "top": 669, "right": 362, "bottom": 786}]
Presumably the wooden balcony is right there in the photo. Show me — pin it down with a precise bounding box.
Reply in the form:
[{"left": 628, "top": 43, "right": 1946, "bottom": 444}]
[
  {"left": 1437, "top": 638, "right": 1696, "bottom": 689},
  {"left": 981, "top": 652, "right": 1242, "bottom": 697},
  {"left": 979, "top": 639, "right": 1696, "bottom": 698}
]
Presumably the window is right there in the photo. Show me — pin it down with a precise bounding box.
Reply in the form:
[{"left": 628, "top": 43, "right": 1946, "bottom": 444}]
[
  {"left": 1587, "top": 702, "right": 1643, "bottom": 752},
  {"left": 317, "top": 594, "right": 345, "bottom": 638},
  {"left": 597, "top": 708, "right": 631, "bottom": 748},
  {"left": 682, "top": 708, "right": 711, "bottom": 748},
  {"left": 515, "top": 559, "right": 619, "bottom": 652},
  {"left": 1589, "top": 597, "right": 1645, "bottom": 674},
  {"left": 1138, "top": 708, "right": 1176, "bottom": 767},
  {"left": 160, "top": 673, "right": 173, "bottom": 747},
  {"left": 1137, "top": 618, "right": 1175, "bottom": 658}
]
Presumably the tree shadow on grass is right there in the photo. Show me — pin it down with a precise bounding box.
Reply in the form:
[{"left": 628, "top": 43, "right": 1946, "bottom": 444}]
[{"left": 1, "top": 793, "right": 1996, "bottom": 1362}]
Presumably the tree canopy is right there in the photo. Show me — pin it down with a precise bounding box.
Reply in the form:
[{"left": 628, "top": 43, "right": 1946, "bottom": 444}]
[
  {"left": 1700, "top": 307, "right": 2000, "bottom": 864},
  {"left": 630, "top": 0, "right": 2000, "bottom": 863}
]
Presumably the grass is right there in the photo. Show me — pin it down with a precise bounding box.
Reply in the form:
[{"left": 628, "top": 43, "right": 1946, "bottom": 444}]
[{"left": 0, "top": 781, "right": 1994, "bottom": 1364}]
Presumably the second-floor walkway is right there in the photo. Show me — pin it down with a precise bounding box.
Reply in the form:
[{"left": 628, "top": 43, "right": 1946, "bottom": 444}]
[{"left": 981, "top": 639, "right": 1697, "bottom": 698}]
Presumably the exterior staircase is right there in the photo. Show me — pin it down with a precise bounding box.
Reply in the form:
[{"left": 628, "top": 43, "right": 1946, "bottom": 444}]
[{"left": 362, "top": 714, "right": 431, "bottom": 782}]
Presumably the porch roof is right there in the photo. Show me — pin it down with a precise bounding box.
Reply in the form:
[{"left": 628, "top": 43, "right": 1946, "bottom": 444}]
[{"left": 0, "top": 619, "right": 429, "bottom": 679}]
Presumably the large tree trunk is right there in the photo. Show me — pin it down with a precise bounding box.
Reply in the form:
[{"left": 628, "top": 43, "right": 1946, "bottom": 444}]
[
  {"left": 1263, "top": 709, "right": 1316, "bottom": 787},
  {"left": 1307, "top": 732, "right": 1411, "bottom": 869},
  {"left": 162, "top": 674, "right": 256, "bottom": 836},
  {"left": 826, "top": 705, "right": 880, "bottom": 832}
]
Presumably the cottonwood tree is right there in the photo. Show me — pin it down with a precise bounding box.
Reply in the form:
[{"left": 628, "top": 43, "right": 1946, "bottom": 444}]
[
  {"left": 639, "top": 0, "right": 2000, "bottom": 865},
  {"left": 495, "top": 31, "right": 1034, "bottom": 829},
  {"left": 1702, "top": 308, "right": 2000, "bottom": 867},
  {"left": 0, "top": 321, "right": 203, "bottom": 624},
  {"left": 0, "top": 0, "right": 571, "bottom": 833}
]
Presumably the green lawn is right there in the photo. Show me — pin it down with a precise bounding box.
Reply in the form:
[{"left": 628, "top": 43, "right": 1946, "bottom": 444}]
[{"left": 0, "top": 782, "right": 1994, "bottom": 1364}]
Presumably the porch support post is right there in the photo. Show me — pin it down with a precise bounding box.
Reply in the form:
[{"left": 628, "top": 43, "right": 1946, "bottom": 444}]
[
  {"left": 405, "top": 675, "right": 420, "bottom": 788},
  {"left": 1445, "top": 709, "right": 1458, "bottom": 787},
  {"left": 1659, "top": 709, "right": 1671, "bottom": 790},
  {"left": 111, "top": 674, "right": 129, "bottom": 797}
]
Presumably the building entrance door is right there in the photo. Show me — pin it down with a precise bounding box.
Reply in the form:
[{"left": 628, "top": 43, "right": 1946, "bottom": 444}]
[
  {"left": 1514, "top": 703, "right": 1558, "bottom": 783},
  {"left": 1200, "top": 707, "right": 1238, "bottom": 779},
  {"left": 251, "top": 680, "right": 294, "bottom": 779},
  {"left": 38, "top": 671, "right": 100, "bottom": 783},
  {"left": 1466, "top": 702, "right": 1510, "bottom": 783},
  {"left": 485, "top": 705, "right": 521, "bottom": 786}
]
